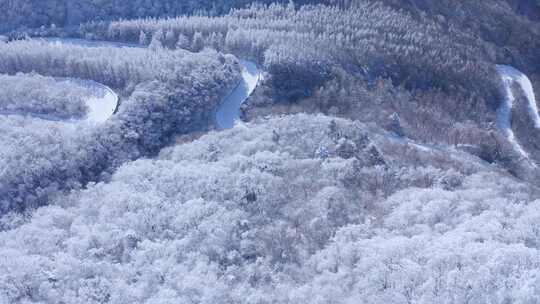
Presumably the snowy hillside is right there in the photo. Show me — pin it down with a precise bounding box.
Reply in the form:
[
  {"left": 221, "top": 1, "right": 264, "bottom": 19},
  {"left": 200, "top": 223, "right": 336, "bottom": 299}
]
[{"left": 1, "top": 1, "right": 540, "bottom": 303}]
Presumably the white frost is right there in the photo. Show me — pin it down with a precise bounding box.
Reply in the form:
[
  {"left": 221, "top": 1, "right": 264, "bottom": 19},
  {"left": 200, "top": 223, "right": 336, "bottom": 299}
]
[{"left": 216, "top": 60, "right": 260, "bottom": 129}]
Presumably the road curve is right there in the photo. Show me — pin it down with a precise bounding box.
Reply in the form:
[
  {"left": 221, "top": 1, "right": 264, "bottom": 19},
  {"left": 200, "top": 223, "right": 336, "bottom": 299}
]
[
  {"left": 0, "top": 76, "right": 118, "bottom": 124},
  {"left": 216, "top": 60, "right": 260, "bottom": 129},
  {"left": 43, "top": 37, "right": 260, "bottom": 129},
  {"left": 60, "top": 78, "right": 119, "bottom": 124}
]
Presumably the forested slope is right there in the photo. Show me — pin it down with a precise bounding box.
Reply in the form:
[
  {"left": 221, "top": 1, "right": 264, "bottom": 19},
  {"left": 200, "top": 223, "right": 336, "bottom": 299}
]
[
  {"left": 2, "top": 114, "right": 540, "bottom": 303},
  {"left": 376, "top": 0, "right": 540, "bottom": 74},
  {"left": 0, "top": 74, "right": 91, "bottom": 119},
  {"left": 1, "top": 1, "right": 540, "bottom": 303},
  {"left": 75, "top": 2, "right": 540, "bottom": 179},
  {"left": 0, "top": 40, "right": 240, "bottom": 213},
  {"left": 0, "top": 0, "right": 330, "bottom": 32}
]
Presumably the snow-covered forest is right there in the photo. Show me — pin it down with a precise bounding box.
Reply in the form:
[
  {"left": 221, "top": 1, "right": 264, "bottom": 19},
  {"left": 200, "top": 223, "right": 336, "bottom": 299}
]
[
  {"left": 1, "top": 0, "right": 540, "bottom": 303},
  {"left": 0, "top": 39, "right": 240, "bottom": 212},
  {"left": 0, "top": 74, "right": 91, "bottom": 119}
]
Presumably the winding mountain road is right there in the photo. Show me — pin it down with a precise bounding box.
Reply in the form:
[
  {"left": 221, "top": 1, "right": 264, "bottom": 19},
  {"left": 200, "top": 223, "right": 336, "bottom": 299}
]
[{"left": 42, "top": 37, "right": 260, "bottom": 129}]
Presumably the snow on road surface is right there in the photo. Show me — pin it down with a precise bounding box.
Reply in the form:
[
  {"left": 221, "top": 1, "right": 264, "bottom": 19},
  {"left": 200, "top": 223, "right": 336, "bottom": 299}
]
[
  {"left": 216, "top": 60, "right": 260, "bottom": 129},
  {"left": 497, "top": 65, "right": 540, "bottom": 128},
  {"left": 496, "top": 64, "right": 540, "bottom": 164},
  {"left": 59, "top": 78, "right": 118, "bottom": 124},
  {"left": 0, "top": 77, "right": 118, "bottom": 124}
]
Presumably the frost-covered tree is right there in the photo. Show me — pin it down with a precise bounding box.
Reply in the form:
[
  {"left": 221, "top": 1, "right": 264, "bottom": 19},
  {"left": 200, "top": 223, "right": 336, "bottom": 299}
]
[
  {"left": 138, "top": 30, "right": 148, "bottom": 45},
  {"left": 191, "top": 31, "right": 204, "bottom": 52},
  {"left": 176, "top": 33, "right": 190, "bottom": 50},
  {"left": 0, "top": 73, "right": 91, "bottom": 119},
  {"left": 148, "top": 31, "right": 163, "bottom": 51}
]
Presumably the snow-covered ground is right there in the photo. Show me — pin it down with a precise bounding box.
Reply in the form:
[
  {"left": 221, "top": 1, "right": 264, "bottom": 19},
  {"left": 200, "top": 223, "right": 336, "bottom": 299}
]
[
  {"left": 216, "top": 60, "right": 260, "bottom": 129},
  {"left": 496, "top": 65, "right": 540, "bottom": 162}
]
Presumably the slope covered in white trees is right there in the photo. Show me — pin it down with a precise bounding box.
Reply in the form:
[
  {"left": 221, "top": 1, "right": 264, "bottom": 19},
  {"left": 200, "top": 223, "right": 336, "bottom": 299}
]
[
  {"left": 0, "top": 38, "right": 240, "bottom": 213},
  {"left": 0, "top": 0, "right": 331, "bottom": 32},
  {"left": 1, "top": 114, "right": 539, "bottom": 303},
  {"left": 1, "top": 1, "right": 540, "bottom": 303},
  {"left": 0, "top": 74, "right": 90, "bottom": 120},
  {"left": 79, "top": 3, "right": 517, "bottom": 164}
]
